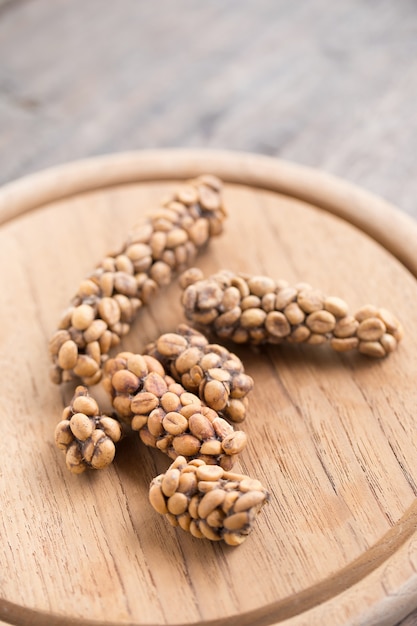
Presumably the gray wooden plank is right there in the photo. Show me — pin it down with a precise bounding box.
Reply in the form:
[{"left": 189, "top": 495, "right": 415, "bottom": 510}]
[{"left": 0, "top": 0, "right": 416, "bottom": 217}]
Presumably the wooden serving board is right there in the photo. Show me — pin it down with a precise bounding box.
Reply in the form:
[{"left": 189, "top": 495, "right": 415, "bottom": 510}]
[{"left": 1, "top": 149, "right": 417, "bottom": 626}]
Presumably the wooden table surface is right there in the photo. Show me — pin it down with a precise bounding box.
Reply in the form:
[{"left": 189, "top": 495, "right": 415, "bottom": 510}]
[{"left": 1, "top": 1, "right": 417, "bottom": 625}]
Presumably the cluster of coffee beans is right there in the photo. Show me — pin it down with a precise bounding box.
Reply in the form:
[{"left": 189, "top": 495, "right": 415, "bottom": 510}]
[
  {"left": 51, "top": 177, "right": 269, "bottom": 546},
  {"left": 50, "top": 177, "right": 403, "bottom": 546}
]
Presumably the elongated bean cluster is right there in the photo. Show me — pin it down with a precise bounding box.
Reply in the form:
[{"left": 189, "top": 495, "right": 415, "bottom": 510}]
[
  {"left": 180, "top": 268, "right": 404, "bottom": 357},
  {"left": 49, "top": 175, "right": 226, "bottom": 387},
  {"left": 145, "top": 323, "right": 253, "bottom": 423},
  {"left": 54, "top": 385, "right": 123, "bottom": 474},
  {"left": 100, "top": 350, "right": 247, "bottom": 470},
  {"left": 149, "top": 455, "right": 269, "bottom": 546}
]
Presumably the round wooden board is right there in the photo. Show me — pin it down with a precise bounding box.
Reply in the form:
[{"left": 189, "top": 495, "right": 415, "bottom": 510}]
[{"left": 1, "top": 149, "right": 417, "bottom": 626}]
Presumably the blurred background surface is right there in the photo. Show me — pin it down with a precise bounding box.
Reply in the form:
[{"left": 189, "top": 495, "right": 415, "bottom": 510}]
[
  {"left": 0, "top": 2, "right": 417, "bottom": 625},
  {"left": 0, "top": 0, "right": 416, "bottom": 219}
]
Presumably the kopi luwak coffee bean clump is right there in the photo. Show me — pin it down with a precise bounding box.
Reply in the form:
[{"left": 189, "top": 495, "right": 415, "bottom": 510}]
[
  {"left": 145, "top": 323, "right": 253, "bottom": 423},
  {"left": 54, "top": 385, "right": 123, "bottom": 474},
  {"left": 149, "top": 455, "right": 270, "bottom": 546},
  {"left": 180, "top": 268, "right": 404, "bottom": 358},
  {"left": 99, "top": 349, "right": 248, "bottom": 470},
  {"left": 49, "top": 175, "right": 226, "bottom": 387}
]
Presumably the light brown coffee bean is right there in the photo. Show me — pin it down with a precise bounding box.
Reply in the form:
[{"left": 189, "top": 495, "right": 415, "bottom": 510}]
[
  {"left": 240, "top": 295, "right": 262, "bottom": 311},
  {"left": 284, "top": 302, "right": 305, "bottom": 325},
  {"left": 212, "top": 417, "right": 233, "bottom": 438},
  {"left": 330, "top": 337, "right": 360, "bottom": 352},
  {"left": 98, "top": 297, "right": 121, "bottom": 326},
  {"left": 198, "top": 489, "right": 226, "bottom": 519},
  {"left": 239, "top": 478, "right": 264, "bottom": 492},
  {"left": 358, "top": 341, "right": 386, "bottom": 358},
  {"left": 240, "top": 307, "right": 267, "bottom": 329},
  {"left": 71, "top": 304, "right": 96, "bottom": 331},
  {"left": 247, "top": 275, "right": 276, "bottom": 297},
  {"left": 168, "top": 492, "right": 189, "bottom": 516},
  {"left": 126, "top": 242, "right": 153, "bottom": 263},
  {"left": 157, "top": 333, "right": 188, "bottom": 357},
  {"left": 234, "top": 490, "right": 268, "bottom": 512},
  {"left": 380, "top": 333, "right": 397, "bottom": 353},
  {"left": 306, "top": 310, "right": 336, "bottom": 334},
  {"left": 130, "top": 392, "right": 159, "bottom": 415},
  {"left": 147, "top": 410, "right": 164, "bottom": 437},
  {"left": 149, "top": 483, "right": 168, "bottom": 515},
  {"left": 162, "top": 412, "right": 189, "bottom": 435},
  {"left": 377, "top": 308, "right": 402, "bottom": 334},
  {"left": 49, "top": 330, "right": 71, "bottom": 357},
  {"left": 333, "top": 316, "right": 359, "bottom": 338},
  {"left": 223, "top": 532, "right": 246, "bottom": 546},
  {"left": 223, "top": 512, "right": 249, "bottom": 531},
  {"left": 58, "top": 340, "right": 79, "bottom": 370},
  {"left": 222, "top": 286, "right": 241, "bottom": 310},
  {"left": 73, "top": 355, "right": 99, "bottom": 378},
  {"left": 65, "top": 442, "right": 86, "bottom": 474},
  {"left": 174, "top": 347, "right": 201, "bottom": 374},
  {"left": 297, "top": 289, "right": 324, "bottom": 313},
  {"left": 324, "top": 296, "right": 349, "bottom": 318},
  {"left": 222, "top": 431, "right": 247, "bottom": 455},
  {"left": 196, "top": 465, "right": 224, "bottom": 482},
  {"left": 275, "top": 286, "right": 297, "bottom": 309},
  {"left": 172, "top": 434, "right": 201, "bottom": 456},
  {"left": 139, "top": 427, "right": 158, "bottom": 448},
  {"left": 202, "top": 379, "right": 228, "bottom": 412},
  {"left": 189, "top": 413, "right": 215, "bottom": 440},
  {"left": 72, "top": 394, "right": 99, "bottom": 417},
  {"left": 197, "top": 281, "right": 223, "bottom": 309},
  {"left": 114, "top": 272, "right": 138, "bottom": 297},
  {"left": 111, "top": 369, "right": 140, "bottom": 394},
  {"left": 265, "top": 309, "right": 291, "bottom": 337},
  {"left": 200, "top": 440, "right": 223, "bottom": 455},
  {"left": 150, "top": 261, "right": 172, "bottom": 287},
  {"left": 126, "top": 353, "right": 148, "bottom": 378},
  {"left": 131, "top": 414, "right": 148, "bottom": 431},
  {"left": 54, "top": 421, "right": 73, "bottom": 449},
  {"left": 161, "top": 468, "right": 181, "bottom": 497},
  {"left": 355, "top": 304, "right": 379, "bottom": 322},
  {"left": 90, "top": 437, "right": 116, "bottom": 469},
  {"left": 177, "top": 472, "right": 197, "bottom": 494},
  {"left": 83, "top": 319, "right": 108, "bottom": 343},
  {"left": 99, "top": 417, "right": 122, "bottom": 442},
  {"left": 143, "top": 372, "right": 168, "bottom": 397},
  {"left": 357, "top": 317, "right": 386, "bottom": 341}
]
